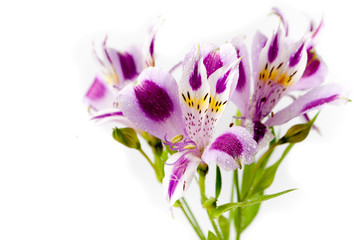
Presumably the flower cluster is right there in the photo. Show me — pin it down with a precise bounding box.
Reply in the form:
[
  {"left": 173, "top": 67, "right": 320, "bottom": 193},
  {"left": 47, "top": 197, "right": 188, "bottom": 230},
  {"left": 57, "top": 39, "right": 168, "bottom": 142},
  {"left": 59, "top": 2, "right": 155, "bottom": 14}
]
[{"left": 84, "top": 9, "right": 349, "bottom": 239}]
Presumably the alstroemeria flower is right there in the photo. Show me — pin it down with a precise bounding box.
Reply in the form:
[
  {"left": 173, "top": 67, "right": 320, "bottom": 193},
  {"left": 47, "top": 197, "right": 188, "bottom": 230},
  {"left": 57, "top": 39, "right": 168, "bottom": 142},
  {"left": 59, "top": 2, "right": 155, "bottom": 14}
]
[
  {"left": 84, "top": 23, "right": 160, "bottom": 122},
  {"left": 116, "top": 44, "right": 257, "bottom": 206},
  {"left": 232, "top": 13, "right": 348, "bottom": 145}
]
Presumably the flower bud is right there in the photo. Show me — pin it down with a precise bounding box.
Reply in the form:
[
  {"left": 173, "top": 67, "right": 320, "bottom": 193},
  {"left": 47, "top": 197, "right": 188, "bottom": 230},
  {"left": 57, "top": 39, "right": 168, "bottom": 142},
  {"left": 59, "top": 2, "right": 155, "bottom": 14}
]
[{"left": 112, "top": 127, "right": 141, "bottom": 149}]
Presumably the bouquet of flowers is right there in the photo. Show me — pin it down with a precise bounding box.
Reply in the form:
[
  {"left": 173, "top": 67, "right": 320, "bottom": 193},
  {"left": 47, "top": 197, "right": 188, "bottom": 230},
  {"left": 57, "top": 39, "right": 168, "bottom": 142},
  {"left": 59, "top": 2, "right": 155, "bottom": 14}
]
[{"left": 83, "top": 8, "right": 349, "bottom": 239}]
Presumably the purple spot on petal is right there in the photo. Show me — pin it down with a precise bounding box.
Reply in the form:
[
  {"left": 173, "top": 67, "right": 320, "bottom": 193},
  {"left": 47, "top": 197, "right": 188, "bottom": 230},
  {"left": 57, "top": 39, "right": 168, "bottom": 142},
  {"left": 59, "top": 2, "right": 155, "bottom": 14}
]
[
  {"left": 215, "top": 70, "right": 230, "bottom": 94},
  {"left": 203, "top": 51, "right": 223, "bottom": 78},
  {"left": 302, "top": 48, "right": 320, "bottom": 77},
  {"left": 168, "top": 157, "right": 190, "bottom": 200},
  {"left": 118, "top": 52, "right": 138, "bottom": 80},
  {"left": 134, "top": 80, "right": 174, "bottom": 122},
  {"left": 236, "top": 59, "right": 246, "bottom": 91},
  {"left": 189, "top": 61, "right": 202, "bottom": 90},
  {"left": 268, "top": 33, "right": 279, "bottom": 63},
  {"left": 86, "top": 77, "right": 106, "bottom": 100},
  {"left": 301, "top": 94, "right": 338, "bottom": 112},
  {"left": 289, "top": 43, "right": 305, "bottom": 67},
  {"left": 253, "top": 121, "right": 267, "bottom": 143},
  {"left": 91, "top": 111, "right": 123, "bottom": 120},
  {"left": 210, "top": 133, "right": 243, "bottom": 158}
]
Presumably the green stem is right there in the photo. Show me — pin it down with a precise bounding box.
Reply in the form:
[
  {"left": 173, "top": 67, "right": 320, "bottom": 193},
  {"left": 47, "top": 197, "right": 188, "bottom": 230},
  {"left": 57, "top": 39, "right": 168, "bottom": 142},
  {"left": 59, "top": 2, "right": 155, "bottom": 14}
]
[
  {"left": 138, "top": 148, "right": 157, "bottom": 172},
  {"left": 234, "top": 170, "right": 242, "bottom": 240},
  {"left": 199, "top": 173, "right": 223, "bottom": 239},
  {"left": 180, "top": 202, "right": 206, "bottom": 240},
  {"left": 181, "top": 198, "right": 205, "bottom": 239}
]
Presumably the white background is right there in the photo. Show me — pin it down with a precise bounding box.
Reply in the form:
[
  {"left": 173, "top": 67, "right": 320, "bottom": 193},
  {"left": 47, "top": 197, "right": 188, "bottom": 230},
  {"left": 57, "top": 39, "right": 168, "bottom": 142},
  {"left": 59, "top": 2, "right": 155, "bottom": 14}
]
[{"left": 1, "top": 0, "right": 361, "bottom": 239}]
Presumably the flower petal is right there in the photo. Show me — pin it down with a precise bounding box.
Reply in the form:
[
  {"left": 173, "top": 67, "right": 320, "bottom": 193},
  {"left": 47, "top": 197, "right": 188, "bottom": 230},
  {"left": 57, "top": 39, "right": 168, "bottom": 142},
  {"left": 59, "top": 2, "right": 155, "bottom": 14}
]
[
  {"left": 231, "top": 36, "right": 251, "bottom": 118},
  {"left": 116, "top": 67, "right": 184, "bottom": 139},
  {"left": 202, "top": 126, "right": 257, "bottom": 171},
  {"left": 106, "top": 45, "right": 144, "bottom": 86},
  {"left": 251, "top": 28, "right": 308, "bottom": 121},
  {"left": 291, "top": 47, "right": 327, "bottom": 91},
  {"left": 201, "top": 56, "right": 239, "bottom": 148},
  {"left": 84, "top": 76, "right": 116, "bottom": 111},
  {"left": 265, "top": 83, "right": 350, "bottom": 126},
  {"left": 179, "top": 45, "right": 210, "bottom": 149},
  {"left": 163, "top": 152, "right": 201, "bottom": 206},
  {"left": 251, "top": 31, "right": 268, "bottom": 88}
]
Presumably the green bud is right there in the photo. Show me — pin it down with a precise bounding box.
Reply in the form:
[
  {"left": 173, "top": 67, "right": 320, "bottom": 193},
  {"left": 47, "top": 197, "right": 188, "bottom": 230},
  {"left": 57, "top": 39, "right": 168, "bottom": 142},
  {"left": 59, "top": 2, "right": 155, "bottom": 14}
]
[
  {"left": 203, "top": 197, "right": 217, "bottom": 210},
  {"left": 112, "top": 127, "right": 141, "bottom": 149},
  {"left": 197, "top": 162, "right": 209, "bottom": 177},
  {"left": 278, "top": 113, "right": 319, "bottom": 144}
]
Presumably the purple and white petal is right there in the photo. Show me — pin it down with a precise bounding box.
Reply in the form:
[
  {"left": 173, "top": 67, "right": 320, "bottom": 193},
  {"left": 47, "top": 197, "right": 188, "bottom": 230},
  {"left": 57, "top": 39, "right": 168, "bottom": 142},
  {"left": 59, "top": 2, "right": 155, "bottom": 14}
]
[
  {"left": 251, "top": 28, "right": 308, "bottom": 121},
  {"left": 291, "top": 47, "right": 327, "bottom": 91},
  {"left": 106, "top": 45, "right": 144, "bottom": 86},
  {"left": 265, "top": 83, "right": 350, "bottom": 126},
  {"left": 84, "top": 76, "right": 116, "bottom": 112},
  {"left": 201, "top": 57, "right": 240, "bottom": 148},
  {"left": 202, "top": 126, "right": 257, "bottom": 171},
  {"left": 116, "top": 67, "right": 184, "bottom": 139},
  {"left": 163, "top": 152, "right": 201, "bottom": 206},
  {"left": 231, "top": 36, "right": 251, "bottom": 118},
  {"left": 179, "top": 45, "right": 210, "bottom": 149},
  {"left": 244, "top": 119, "right": 274, "bottom": 150},
  {"left": 272, "top": 7, "right": 289, "bottom": 36},
  {"left": 251, "top": 31, "right": 268, "bottom": 88}
]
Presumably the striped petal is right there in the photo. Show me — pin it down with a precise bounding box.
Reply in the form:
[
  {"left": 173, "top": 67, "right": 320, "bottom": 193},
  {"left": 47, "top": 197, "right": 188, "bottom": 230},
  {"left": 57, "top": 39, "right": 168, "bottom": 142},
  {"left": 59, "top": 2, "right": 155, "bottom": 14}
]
[
  {"left": 116, "top": 67, "right": 184, "bottom": 139},
  {"left": 179, "top": 45, "right": 210, "bottom": 149},
  {"left": 163, "top": 152, "right": 201, "bottom": 206},
  {"left": 250, "top": 25, "right": 308, "bottom": 121},
  {"left": 251, "top": 31, "right": 268, "bottom": 89},
  {"left": 201, "top": 56, "right": 240, "bottom": 148},
  {"left": 202, "top": 126, "right": 257, "bottom": 171},
  {"left": 231, "top": 36, "right": 251, "bottom": 118},
  {"left": 265, "top": 83, "right": 349, "bottom": 126}
]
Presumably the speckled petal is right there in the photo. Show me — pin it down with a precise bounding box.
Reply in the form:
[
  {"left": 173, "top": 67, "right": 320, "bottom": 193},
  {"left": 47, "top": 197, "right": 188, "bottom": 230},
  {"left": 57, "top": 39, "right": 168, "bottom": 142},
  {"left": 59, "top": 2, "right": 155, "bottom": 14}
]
[
  {"left": 163, "top": 152, "right": 201, "bottom": 206},
  {"left": 202, "top": 126, "right": 257, "bottom": 171},
  {"left": 201, "top": 57, "right": 240, "bottom": 148},
  {"left": 116, "top": 67, "right": 184, "bottom": 139},
  {"left": 179, "top": 45, "right": 210, "bottom": 149},
  {"left": 265, "top": 83, "right": 349, "bottom": 126}
]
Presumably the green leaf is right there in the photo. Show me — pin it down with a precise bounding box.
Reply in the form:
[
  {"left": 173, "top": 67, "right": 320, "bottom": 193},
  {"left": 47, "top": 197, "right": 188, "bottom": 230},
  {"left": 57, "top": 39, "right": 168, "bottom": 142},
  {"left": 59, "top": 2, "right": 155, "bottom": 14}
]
[
  {"left": 278, "top": 112, "right": 319, "bottom": 144},
  {"left": 215, "top": 166, "right": 222, "bottom": 199},
  {"left": 211, "top": 189, "right": 296, "bottom": 218},
  {"left": 218, "top": 215, "right": 229, "bottom": 240},
  {"left": 207, "top": 231, "right": 219, "bottom": 240},
  {"left": 112, "top": 127, "right": 140, "bottom": 149},
  {"left": 250, "top": 144, "right": 294, "bottom": 196},
  {"left": 240, "top": 201, "right": 261, "bottom": 231},
  {"left": 241, "top": 163, "right": 255, "bottom": 200}
]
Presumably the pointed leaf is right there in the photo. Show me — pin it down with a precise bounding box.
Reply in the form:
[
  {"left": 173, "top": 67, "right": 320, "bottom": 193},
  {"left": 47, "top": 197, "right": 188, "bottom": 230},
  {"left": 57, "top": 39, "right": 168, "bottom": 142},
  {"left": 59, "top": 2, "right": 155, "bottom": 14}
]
[
  {"left": 211, "top": 189, "right": 296, "bottom": 218},
  {"left": 207, "top": 231, "right": 219, "bottom": 240},
  {"left": 215, "top": 166, "right": 222, "bottom": 199},
  {"left": 240, "top": 201, "right": 261, "bottom": 231},
  {"left": 250, "top": 144, "right": 293, "bottom": 196},
  {"left": 218, "top": 215, "right": 230, "bottom": 240}
]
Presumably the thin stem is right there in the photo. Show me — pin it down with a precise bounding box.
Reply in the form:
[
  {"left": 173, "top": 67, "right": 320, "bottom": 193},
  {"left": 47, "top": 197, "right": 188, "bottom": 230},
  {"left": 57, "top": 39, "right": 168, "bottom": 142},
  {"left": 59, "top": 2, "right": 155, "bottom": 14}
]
[
  {"left": 199, "top": 173, "right": 223, "bottom": 239},
  {"left": 138, "top": 148, "right": 157, "bottom": 172},
  {"left": 233, "top": 171, "right": 241, "bottom": 202},
  {"left": 180, "top": 198, "right": 205, "bottom": 240},
  {"left": 180, "top": 203, "right": 206, "bottom": 240}
]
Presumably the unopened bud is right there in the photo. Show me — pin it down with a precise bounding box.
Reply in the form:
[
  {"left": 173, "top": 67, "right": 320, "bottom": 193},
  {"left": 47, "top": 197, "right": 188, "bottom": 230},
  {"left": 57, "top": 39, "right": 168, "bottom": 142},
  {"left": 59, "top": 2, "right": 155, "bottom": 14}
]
[{"left": 112, "top": 127, "right": 141, "bottom": 149}]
